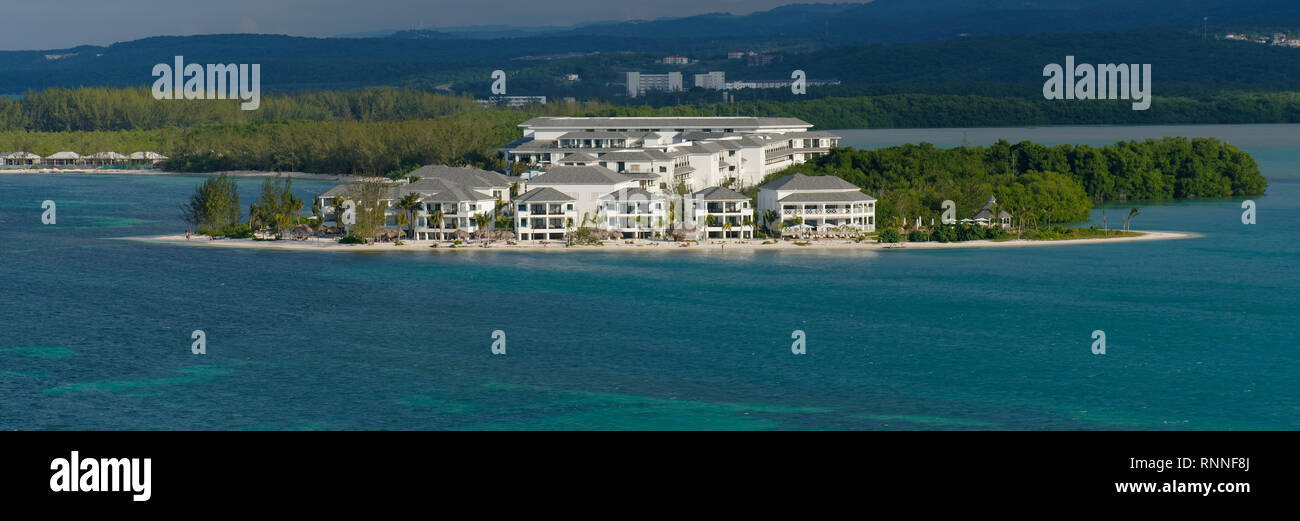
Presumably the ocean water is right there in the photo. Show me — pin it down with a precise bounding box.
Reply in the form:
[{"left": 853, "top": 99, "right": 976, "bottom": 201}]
[{"left": 1, "top": 125, "right": 1296, "bottom": 430}]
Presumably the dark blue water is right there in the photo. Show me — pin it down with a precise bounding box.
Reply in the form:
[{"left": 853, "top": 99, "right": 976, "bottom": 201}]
[{"left": 2, "top": 125, "right": 1297, "bottom": 430}]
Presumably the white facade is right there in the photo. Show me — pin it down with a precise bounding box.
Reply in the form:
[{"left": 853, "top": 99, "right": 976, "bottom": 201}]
[
  {"left": 599, "top": 188, "right": 668, "bottom": 239},
  {"left": 513, "top": 187, "right": 577, "bottom": 242},
  {"left": 690, "top": 187, "right": 754, "bottom": 239},
  {"left": 315, "top": 165, "right": 511, "bottom": 241},
  {"left": 758, "top": 173, "right": 875, "bottom": 233},
  {"left": 501, "top": 117, "right": 839, "bottom": 193}
]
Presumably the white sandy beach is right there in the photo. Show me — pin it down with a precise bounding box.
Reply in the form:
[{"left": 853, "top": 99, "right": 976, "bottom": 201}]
[{"left": 120, "top": 230, "right": 1198, "bottom": 253}]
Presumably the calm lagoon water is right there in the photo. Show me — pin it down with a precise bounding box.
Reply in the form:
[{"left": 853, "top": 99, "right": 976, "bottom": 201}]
[{"left": 1, "top": 124, "right": 1296, "bottom": 430}]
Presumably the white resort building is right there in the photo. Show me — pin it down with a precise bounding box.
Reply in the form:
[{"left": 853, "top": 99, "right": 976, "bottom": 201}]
[
  {"left": 315, "top": 165, "right": 512, "bottom": 240},
  {"left": 513, "top": 187, "right": 577, "bottom": 242},
  {"left": 501, "top": 117, "right": 839, "bottom": 191},
  {"left": 599, "top": 188, "right": 668, "bottom": 239},
  {"left": 690, "top": 186, "right": 754, "bottom": 239},
  {"left": 758, "top": 173, "right": 876, "bottom": 234}
]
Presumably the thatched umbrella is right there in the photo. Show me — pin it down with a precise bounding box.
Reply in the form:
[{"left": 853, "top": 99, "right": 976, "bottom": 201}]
[
  {"left": 454, "top": 229, "right": 470, "bottom": 240},
  {"left": 500, "top": 230, "right": 516, "bottom": 240}
]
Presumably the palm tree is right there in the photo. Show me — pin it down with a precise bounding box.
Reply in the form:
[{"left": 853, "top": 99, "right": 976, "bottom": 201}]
[
  {"left": 395, "top": 192, "right": 422, "bottom": 240},
  {"left": 472, "top": 212, "right": 492, "bottom": 240},
  {"left": 1125, "top": 207, "right": 1140, "bottom": 231},
  {"left": 723, "top": 221, "right": 733, "bottom": 239},
  {"left": 429, "top": 209, "right": 445, "bottom": 241},
  {"left": 763, "top": 209, "right": 778, "bottom": 235}
]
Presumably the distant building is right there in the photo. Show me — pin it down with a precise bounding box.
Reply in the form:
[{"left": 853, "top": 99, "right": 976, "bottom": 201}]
[
  {"left": 476, "top": 95, "right": 547, "bottom": 107},
  {"left": 693, "top": 71, "right": 726, "bottom": 90},
  {"left": 746, "top": 54, "right": 777, "bottom": 67},
  {"left": 727, "top": 78, "right": 840, "bottom": 90},
  {"left": 626, "top": 71, "right": 683, "bottom": 98},
  {"left": 661, "top": 55, "right": 690, "bottom": 65},
  {"left": 727, "top": 50, "right": 745, "bottom": 60},
  {"left": 564, "top": 73, "right": 580, "bottom": 81}
]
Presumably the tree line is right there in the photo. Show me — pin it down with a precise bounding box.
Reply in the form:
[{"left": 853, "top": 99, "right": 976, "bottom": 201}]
[{"left": 771, "top": 137, "right": 1266, "bottom": 227}]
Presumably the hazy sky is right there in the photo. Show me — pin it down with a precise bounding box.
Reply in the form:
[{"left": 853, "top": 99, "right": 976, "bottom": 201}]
[{"left": 0, "top": 0, "right": 872, "bottom": 50}]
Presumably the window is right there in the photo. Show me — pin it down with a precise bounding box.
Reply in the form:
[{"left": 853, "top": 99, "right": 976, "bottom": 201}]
[
  {"left": 566, "top": 204, "right": 573, "bottom": 211},
  {"left": 518, "top": 204, "right": 526, "bottom": 212}
]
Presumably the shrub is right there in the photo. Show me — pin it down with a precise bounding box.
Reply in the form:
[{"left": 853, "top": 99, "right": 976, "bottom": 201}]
[
  {"left": 907, "top": 230, "right": 928, "bottom": 242},
  {"left": 878, "top": 229, "right": 901, "bottom": 243},
  {"left": 339, "top": 235, "right": 366, "bottom": 244}
]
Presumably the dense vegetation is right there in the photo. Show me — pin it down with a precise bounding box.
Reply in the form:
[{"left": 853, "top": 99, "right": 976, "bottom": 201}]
[{"left": 773, "top": 137, "right": 1266, "bottom": 226}]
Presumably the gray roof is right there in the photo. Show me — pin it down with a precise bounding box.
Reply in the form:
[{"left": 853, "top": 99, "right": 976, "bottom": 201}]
[
  {"left": 501, "top": 138, "right": 556, "bottom": 152},
  {"left": 560, "top": 152, "right": 598, "bottom": 163},
  {"left": 558, "top": 131, "right": 637, "bottom": 140},
  {"left": 761, "top": 173, "right": 862, "bottom": 191},
  {"left": 318, "top": 184, "right": 352, "bottom": 198},
  {"left": 778, "top": 191, "right": 875, "bottom": 203},
  {"left": 407, "top": 164, "right": 510, "bottom": 189},
  {"left": 597, "top": 150, "right": 658, "bottom": 162},
  {"left": 972, "top": 195, "right": 1011, "bottom": 219},
  {"left": 399, "top": 178, "right": 484, "bottom": 203},
  {"left": 520, "top": 117, "right": 812, "bottom": 130},
  {"left": 514, "top": 187, "right": 575, "bottom": 203},
  {"left": 600, "top": 187, "right": 661, "bottom": 201},
  {"left": 693, "top": 186, "right": 750, "bottom": 201},
  {"left": 529, "top": 165, "right": 631, "bottom": 185},
  {"left": 785, "top": 130, "right": 841, "bottom": 139}
]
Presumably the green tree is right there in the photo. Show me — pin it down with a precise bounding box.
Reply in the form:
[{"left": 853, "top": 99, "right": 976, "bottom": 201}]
[{"left": 180, "top": 173, "right": 241, "bottom": 233}]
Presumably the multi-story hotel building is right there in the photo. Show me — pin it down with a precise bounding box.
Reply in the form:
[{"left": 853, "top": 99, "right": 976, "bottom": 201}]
[
  {"left": 513, "top": 187, "right": 577, "bottom": 242},
  {"left": 690, "top": 186, "right": 754, "bottom": 239},
  {"left": 757, "top": 173, "right": 876, "bottom": 233},
  {"left": 501, "top": 117, "right": 838, "bottom": 191}
]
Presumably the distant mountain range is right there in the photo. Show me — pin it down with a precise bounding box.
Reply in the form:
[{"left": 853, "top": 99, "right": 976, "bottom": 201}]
[{"left": 3, "top": 0, "right": 1300, "bottom": 94}]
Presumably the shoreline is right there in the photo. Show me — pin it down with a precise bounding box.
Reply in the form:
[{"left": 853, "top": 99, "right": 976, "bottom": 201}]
[
  {"left": 0, "top": 168, "right": 361, "bottom": 181},
  {"left": 118, "top": 230, "right": 1199, "bottom": 253}
]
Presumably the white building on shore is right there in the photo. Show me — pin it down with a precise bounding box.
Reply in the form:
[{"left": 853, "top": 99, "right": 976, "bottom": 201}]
[
  {"left": 518, "top": 165, "right": 640, "bottom": 226},
  {"left": 599, "top": 188, "right": 668, "bottom": 239},
  {"left": 315, "top": 165, "right": 511, "bottom": 240},
  {"left": 501, "top": 117, "right": 838, "bottom": 191},
  {"left": 690, "top": 186, "right": 754, "bottom": 239},
  {"left": 758, "top": 173, "right": 875, "bottom": 234},
  {"left": 513, "top": 187, "right": 577, "bottom": 242}
]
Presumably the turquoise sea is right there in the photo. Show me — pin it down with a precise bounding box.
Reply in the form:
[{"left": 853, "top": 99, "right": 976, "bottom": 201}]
[{"left": 1, "top": 124, "right": 1296, "bottom": 429}]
